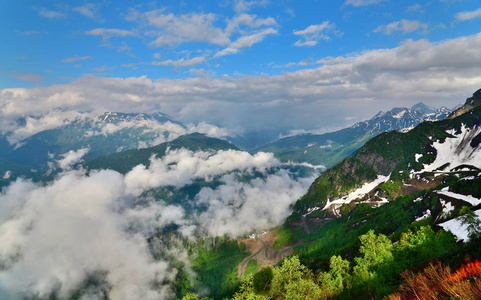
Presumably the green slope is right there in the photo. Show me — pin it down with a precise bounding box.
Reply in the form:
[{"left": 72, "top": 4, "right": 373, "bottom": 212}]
[{"left": 85, "top": 133, "right": 239, "bottom": 174}]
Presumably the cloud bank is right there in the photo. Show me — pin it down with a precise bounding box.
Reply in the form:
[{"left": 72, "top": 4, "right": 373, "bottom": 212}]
[
  {"left": 0, "top": 148, "right": 314, "bottom": 299},
  {"left": 2, "top": 33, "right": 481, "bottom": 138}
]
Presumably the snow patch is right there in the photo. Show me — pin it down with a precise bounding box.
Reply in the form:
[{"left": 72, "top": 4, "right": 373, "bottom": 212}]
[
  {"left": 439, "top": 209, "right": 481, "bottom": 241},
  {"left": 440, "top": 199, "right": 455, "bottom": 216},
  {"left": 303, "top": 206, "right": 321, "bottom": 217},
  {"left": 415, "top": 153, "right": 423, "bottom": 163},
  {"left": 422, "top": 124, "right": 481, "bottom": 172},
  {"left": 393, "top": 110, "right": 406, "bottom": 119},
  {"left": 436, "top": 190, "right": 481, "bottom": 206},
  {"left": 415, "top": 209, "right": 431, "bottom": 222},
  {"left": 323, "top": 174, "right": 390, "bottom": 210}
]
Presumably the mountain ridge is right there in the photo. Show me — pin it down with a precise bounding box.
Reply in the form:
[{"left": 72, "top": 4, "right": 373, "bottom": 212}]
[{"left": 256, "top": 102, "right": 452, "bottom": 169}]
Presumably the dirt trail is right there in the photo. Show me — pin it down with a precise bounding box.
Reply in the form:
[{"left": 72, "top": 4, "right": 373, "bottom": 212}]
[{"left": 237, "top": 230, "right": 294, "bottom": 278}]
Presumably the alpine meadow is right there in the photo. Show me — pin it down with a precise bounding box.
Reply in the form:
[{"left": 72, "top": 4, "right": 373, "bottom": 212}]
[{"left": 2, "top": 1, "right": 481, "bottom": 299}]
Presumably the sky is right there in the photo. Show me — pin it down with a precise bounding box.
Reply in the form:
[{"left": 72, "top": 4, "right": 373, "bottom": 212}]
[{"left": 2, "top": 0, "right": 481, "bottom": 136}]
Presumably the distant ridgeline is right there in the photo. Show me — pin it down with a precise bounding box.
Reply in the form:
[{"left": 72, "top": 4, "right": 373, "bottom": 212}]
[{"left": 256, "top": 102, "right": 451, "bottom": 169}]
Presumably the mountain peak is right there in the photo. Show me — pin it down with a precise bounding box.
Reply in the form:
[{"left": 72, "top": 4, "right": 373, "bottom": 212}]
[
  {"left": 466, "top": 88, "right": 481, "bottom": 105},
  {"left": 448, "top": 88, "right": 481, "bottom": 119},
  {"left": 411, "top": 102, "right": 434, "bottom": 114}
]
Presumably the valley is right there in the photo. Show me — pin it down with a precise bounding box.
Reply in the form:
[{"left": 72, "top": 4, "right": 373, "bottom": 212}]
[{"left": 1, "top": 89, "right": 480, "bottom": 300}]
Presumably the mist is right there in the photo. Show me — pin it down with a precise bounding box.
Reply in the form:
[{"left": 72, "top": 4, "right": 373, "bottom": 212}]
[{"left": 0, "top": 147, "right": 315, "bottom": 299}]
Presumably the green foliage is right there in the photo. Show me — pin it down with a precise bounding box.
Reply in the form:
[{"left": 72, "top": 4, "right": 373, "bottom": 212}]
[
  {"left": 378, "top": 179, "right": 402, "bottom": 197},
  {"left": 252, "top": 267, "right": 273, "bottom": 293},
  {"left": 458, "top": 206, "right": 481, "bottom": 239},
  {"left": 190, "top": 238, "right": 249, "bottom": 299},
  {"left": 180, "top": 293, "right": 213, "bottom": 300}
]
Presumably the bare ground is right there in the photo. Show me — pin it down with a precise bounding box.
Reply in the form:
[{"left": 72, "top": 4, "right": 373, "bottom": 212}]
[{"left": 237, "top": 230, "right": 294, "bottom": 278}]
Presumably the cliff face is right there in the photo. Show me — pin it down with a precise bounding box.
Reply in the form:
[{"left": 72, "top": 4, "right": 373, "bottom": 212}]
[{"left": 449, "top": 88, "right": 481, "bottom": 119}]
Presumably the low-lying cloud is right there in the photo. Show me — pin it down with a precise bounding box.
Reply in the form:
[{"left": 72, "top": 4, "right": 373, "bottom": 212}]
[{"left": 0, "top": 147, "right": 315, "bottom": 299}]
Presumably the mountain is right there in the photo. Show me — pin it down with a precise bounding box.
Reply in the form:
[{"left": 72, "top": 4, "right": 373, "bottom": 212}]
[
  {"left": 291, "top": 91, "right": 480, "bottom": 219},
  {"left": 256, "top": 103, "right": 452, "bottom": 169},
  {"left": 235, "top": 89, "right": 481, "bottom": 299},
  {"left": 85, "top": 132, "right": 239, "bottom": 174},
  {"left": 0, "top": 111, "right": 192, "bottom": 182}
]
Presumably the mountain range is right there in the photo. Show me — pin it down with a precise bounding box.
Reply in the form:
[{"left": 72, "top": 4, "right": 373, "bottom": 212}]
[
  {"left": 256, "top": 102, "right": 452, "bottom": 169},
  {"left": 1, "top": 89, "right": 480, "bottom": 299}
]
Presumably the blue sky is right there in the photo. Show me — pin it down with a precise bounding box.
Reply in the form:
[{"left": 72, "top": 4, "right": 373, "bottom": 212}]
[
  {"left": 1, "top": 0, "right": 481, "bottom": 137},
  {"left": 2, "top": 0, "right": 480, "bottom": 88}
]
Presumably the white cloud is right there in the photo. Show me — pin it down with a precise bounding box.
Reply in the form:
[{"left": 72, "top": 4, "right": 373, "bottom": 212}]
[
  {"left": 233, "top": 0, "right": 270, "bottom": 13},
  {"left": 131, "top": 9, "right": 277, "bottom": 57},
  {"left": 38, "top": 8, "right": 65, "bottom": 19},
  {"left": 344, "top": 0, "right": 383, "bottom": 7},
  {"left": 73, "top": 3, "right": 102, "bottom": 21},
  {"left": 0, "top": 140, "right": 316, "bottom": 297},
  {"left": 225, "top": 13, "right": 277, "bottom": 35},
  {"left": 152, "top": 56, "right": 206, "bottom": 67},
  {"left": 293, "top": 21, "right": 336, "bottom": 47},
  {"left": 2, "top": 33, "right": 481, "bottom": 137},
  {"left": 215, "top": 27, "right": 278, "bottom": 57},
  {"left": 3, "top": 171, "right": 11, "bottom": 180},
  {"left": 407, "top": 4, "right": 422, "bottom": 13},
  {"left": 85, "top": 28, "right": 137, "bottom": 41},
  {"left": 187, "top": 122, "right": 230, "bottom": 139},
  {"left": 121, "top": 63, "right": 138, "bottom": 69},
  {"left": 124, "top": 148, "right": 280, "bottom": 195},
  {"left": 145, "top": 11, "right": 229, "bottom": 47},
  {"left": 62, "top": 56, "right": 93, "bottom": 63},
  {"left": 4, "top": 109, "right": 88, "bottom": 145},
  {"left": 0, "top": 171, "right": 177, "bottom": 299},
  {"left": 455, "top": 8, "right": 481, "bottom": 22},
  {"left": 230, "top": 28, "right": 277, "bottom": 49},
  {"left": 195, "top": 170, "right": 315, "bottom": 237},
  {"left": 373, "top": 19, "right": 429, "bottom": 35},
  {"left": 57, "top": 147, "right": 90, "bottom": 170}
]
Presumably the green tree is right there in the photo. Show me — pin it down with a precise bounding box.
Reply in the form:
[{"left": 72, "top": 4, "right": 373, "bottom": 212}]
[
  {"left": 252, "top": 267, "right": 273, "bottom": 293},
  {"left": 328, "top": 255, "right": 352, "bottom": 294},
  {"left": 353, "top": 230, "right": 393, "bottom": 295},
  {"left": 458, "top": 206, "right": 481, "bottom": 240}
]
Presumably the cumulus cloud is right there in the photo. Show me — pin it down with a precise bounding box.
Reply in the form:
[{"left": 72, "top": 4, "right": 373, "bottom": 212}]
[
  {"left": 129, "top": 9, "right": 277, "bottom": 58},
  {"left": 373, "top": 19, "right": 429, "bottom": 35},
  {"left": 145, "top": 11, "right": 229, "bottom": 47},
  {"left": 293, "top": 21, "right": 336, "bottom": 47},
  {"left": 2, "top": 33, "right": 481, "bottom": 138},
  {"left": 455, "top": 8, "right": 481, "bottom": 22},
  {"left": 187, "top": 122, "right": 231, "bottom": 139},
  {"left": 57, "top": 147, "right": 90, "bottom": 170}
]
